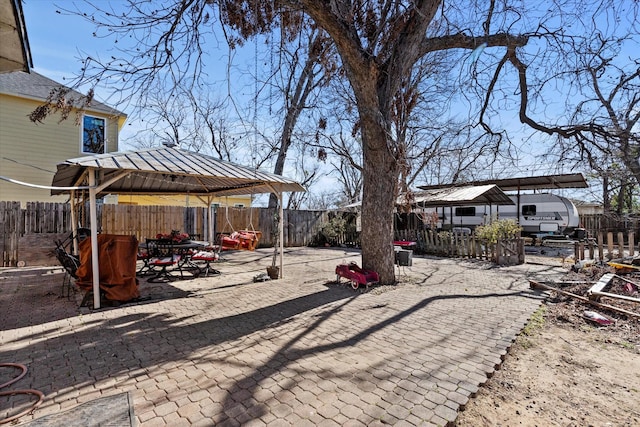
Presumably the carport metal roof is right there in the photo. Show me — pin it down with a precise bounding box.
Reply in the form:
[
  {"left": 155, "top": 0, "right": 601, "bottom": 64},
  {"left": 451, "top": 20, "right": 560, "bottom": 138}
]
[
  {"left": 51, "top": 147, "right": 305, "bottom": 197},
  {"left": 412, "top": 184, "right": 514, "bottom": 207},
  {"left": 417, "top": 173, "right": 588, "bottom": 192}
]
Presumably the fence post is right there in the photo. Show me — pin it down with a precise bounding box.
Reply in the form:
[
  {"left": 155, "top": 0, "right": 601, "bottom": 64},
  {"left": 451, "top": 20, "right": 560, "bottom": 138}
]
[
  {"left": 629, "top": 232, "right": 635, "bottom": 257},
  {"left": 607, "top": 232, "right": 614, "bottom": 260},
  {"left": 598, "top": 232, "right": 604, "bottom": 261},
  {"left": 617, "top": 232, "right": 625, "bottom": 258},
  {"left": 518, "top": 238, "right": 525, "bottom": 264}
]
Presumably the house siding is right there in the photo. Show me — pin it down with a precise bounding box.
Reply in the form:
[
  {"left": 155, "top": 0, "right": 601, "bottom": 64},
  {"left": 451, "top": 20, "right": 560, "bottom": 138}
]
[{"left": 0, "top": 93, "right": 122, "bottom": 204}]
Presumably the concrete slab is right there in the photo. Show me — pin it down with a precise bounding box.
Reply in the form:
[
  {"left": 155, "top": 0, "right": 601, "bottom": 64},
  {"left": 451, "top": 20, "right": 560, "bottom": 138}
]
[{"left": 1, "top": 247, "right": 563, "bottom": 426}]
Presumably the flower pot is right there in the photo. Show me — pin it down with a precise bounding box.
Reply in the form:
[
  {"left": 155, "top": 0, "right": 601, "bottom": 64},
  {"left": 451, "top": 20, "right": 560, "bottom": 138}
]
[{"left": 266, "top": 266, "right": 279, "bottom": 280}]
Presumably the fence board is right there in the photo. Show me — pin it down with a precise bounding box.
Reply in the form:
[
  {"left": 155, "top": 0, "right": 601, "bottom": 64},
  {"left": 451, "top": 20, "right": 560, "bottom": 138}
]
[
  {"left": 575, "top": 230, "right": 638, "bottom": 261},
  {"left": 394, "top": 229, "right": 523, "bottom": 265}
]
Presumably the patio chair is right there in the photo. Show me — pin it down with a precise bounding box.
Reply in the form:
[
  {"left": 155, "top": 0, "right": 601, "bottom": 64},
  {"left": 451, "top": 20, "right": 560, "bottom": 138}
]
[
  {"left": 54, "top": 246, "right": 80, "bottom": 299},
  {"left": 136, "top": 246, "right": 154, "bottom": 277},
  {"left": 53, "top": 229, "right": 90, "bottom": 298},
  {"left": 190, "top": 249, "right": 221, "bottom": 277},
  {"left": 146, "top": 239, "right": 181, "bottom": 283}
]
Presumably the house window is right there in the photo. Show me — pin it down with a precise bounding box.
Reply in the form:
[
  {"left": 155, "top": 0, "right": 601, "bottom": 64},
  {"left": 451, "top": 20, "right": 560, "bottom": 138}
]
[
  {"left": 522, "top": 205, "right": 536, "bottom": 216},
  {"left": 455, "top": 207, "right": 476, "bottom": 217},
  {"left": 234, "top": 204, "right": 245, "bottom": 208},
  {"left": 82, "top": 115, "right": 106, "bottom": 154}
]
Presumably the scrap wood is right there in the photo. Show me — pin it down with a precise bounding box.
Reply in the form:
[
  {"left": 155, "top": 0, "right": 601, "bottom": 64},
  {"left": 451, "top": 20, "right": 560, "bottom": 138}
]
[
  {"left": 613, "top": 274, "right": 640, "bottom": 288},
  {"left": 588, "top": 290, "right": 640, "bottom": 304},
  {"left": 587, "top": 273, "right": 615, "bottom": 299},
  {"left": 586, "top": 273, "right": 640, "bottom": 303},
  {"left": 529, "top": 280, "right": 640, "bottom": 319},
  {"left": 607, "top": 261, "right": 640, "bottom": 272}
]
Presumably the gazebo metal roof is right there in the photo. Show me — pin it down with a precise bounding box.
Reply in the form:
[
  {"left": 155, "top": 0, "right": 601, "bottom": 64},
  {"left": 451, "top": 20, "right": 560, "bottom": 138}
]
[{"left": 51, "top": 147, "right": 306, "bottom": 197}]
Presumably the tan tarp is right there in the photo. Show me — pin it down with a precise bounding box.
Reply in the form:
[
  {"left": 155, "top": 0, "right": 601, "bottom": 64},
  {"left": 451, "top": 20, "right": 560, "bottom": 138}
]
[{"left": 76, "top": 234, "right": 140, "bottom": 302}]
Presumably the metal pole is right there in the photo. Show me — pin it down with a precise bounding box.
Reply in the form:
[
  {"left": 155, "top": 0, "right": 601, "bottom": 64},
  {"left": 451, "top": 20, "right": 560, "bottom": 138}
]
[
  {"left": 279, "top": 192, "right": 284, "bottom": 278},
  {"left": 88, "top": 169, "right": 100, "bottom": 309}
]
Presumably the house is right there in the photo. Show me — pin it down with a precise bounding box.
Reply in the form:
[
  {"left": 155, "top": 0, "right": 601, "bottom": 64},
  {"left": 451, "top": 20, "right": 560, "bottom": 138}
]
[
  {"left": 0, "top": 70, "right": 127, "bottom": 204},
  {"left": 0, "top": 0, "right": 32, "bottom": 74}
]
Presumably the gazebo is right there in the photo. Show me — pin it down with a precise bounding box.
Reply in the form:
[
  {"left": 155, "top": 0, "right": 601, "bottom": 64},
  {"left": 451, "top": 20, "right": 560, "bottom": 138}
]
[{"left": 50, "top": 147, "right": 306, "bottom": 309}]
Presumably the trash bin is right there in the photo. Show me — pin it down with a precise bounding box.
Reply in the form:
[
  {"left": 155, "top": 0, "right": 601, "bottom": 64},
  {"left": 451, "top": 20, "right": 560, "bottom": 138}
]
[
  {"left": 573, "top": 228, "right": 586, "bottom": 241},
  {"left": 396, "top": 249, "right": 413, "bottom": 266}
]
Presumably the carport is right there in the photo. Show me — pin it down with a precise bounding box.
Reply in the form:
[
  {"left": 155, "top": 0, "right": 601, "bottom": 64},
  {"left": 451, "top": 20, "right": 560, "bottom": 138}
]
[
  {"left": 50, "top": 146, "right": 305, "bottom": 309},
  {"left": 411, "top": 184, "right": 515, "bottom": 229}
]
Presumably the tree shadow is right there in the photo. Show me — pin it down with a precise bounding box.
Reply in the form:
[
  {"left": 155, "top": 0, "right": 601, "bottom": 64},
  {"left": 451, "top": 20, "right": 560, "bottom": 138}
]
[{"left": 1, "top": 270, "right": 539, "bottom": 425}]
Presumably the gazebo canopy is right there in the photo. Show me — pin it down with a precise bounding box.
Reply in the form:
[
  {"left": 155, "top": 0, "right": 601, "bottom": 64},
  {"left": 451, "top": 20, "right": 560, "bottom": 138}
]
[{"left": 51, "top": 147, "right": 305, "bottom": 197}]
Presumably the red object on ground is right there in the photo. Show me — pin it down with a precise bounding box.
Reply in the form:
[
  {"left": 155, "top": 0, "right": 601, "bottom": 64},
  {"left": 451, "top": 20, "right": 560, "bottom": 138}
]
[
  {"left": 583, "top": 310, "right": 614, "bottom": 326},
  {"left": 335, "top": 263, "right": 379, "bottom": 290}
]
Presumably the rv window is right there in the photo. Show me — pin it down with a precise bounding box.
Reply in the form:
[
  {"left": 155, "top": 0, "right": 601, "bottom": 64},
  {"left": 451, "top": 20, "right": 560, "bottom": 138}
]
[
  {"left": 455, "top": 207, "right": 476, "bottom": 217},
  {"left": 522, "top": 205, "right": 536, "bottom": 216}
]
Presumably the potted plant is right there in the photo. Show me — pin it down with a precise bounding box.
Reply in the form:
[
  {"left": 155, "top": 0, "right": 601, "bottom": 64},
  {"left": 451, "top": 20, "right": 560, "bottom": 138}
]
[{"left": 266, "top": 210, "right": 280, "bottom": 279}]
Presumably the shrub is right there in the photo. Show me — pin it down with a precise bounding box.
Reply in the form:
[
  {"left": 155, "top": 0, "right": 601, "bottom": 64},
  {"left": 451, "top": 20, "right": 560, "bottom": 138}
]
[
  {"left": 318, "top": 215, "right": 347, "bottom": 246},
  {"left": 474, "top": 219, "right": 522, "bottom": 243}
]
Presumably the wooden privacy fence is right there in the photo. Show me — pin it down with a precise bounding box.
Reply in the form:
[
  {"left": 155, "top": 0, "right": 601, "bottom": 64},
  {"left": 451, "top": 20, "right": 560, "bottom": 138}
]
[
  {"left": 580, "top": 213, "right": 640, "bottom": 239},
  {"left": 0, "top": 201, "right": 333, "bottom": 267},
  {"left": 395, "top": 229, "right": 525, "bottom": 265},
  {"left": 574, "top": 231, "right": 637, "bottom": 261}
]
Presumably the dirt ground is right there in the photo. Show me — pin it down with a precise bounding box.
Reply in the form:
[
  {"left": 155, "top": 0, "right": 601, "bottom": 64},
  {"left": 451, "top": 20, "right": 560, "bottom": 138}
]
[{"left": 455, "top": 260, "right": 640, "bottom": 427}]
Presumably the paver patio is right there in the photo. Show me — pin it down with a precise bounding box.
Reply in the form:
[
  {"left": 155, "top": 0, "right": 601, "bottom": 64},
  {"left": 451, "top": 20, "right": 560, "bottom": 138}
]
[{"left": 1, "top": 247, "right": 564, "bottom": 426}]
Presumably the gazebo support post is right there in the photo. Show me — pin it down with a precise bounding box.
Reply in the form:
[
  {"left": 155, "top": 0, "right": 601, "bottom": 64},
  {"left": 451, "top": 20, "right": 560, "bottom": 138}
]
[
  {"left": 70, "top": 190, "right": 78, "bottom": 255},
  {"left": 88, "top": 169, "right": 101, "bottom": 309},
  {"left": 279, "top": 191, "right": 283, "bottom": 278}
]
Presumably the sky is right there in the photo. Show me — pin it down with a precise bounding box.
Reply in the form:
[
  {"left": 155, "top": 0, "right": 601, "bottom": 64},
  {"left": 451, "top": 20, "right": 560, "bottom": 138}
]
[{"left": 24, "top": 2, "right": 106, "bottom": 88}]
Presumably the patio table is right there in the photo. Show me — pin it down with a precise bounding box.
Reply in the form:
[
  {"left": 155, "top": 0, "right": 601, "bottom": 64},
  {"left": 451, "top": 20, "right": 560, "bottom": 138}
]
[{"left": 141, "top": 239, "right": 211, "bottom": 281}]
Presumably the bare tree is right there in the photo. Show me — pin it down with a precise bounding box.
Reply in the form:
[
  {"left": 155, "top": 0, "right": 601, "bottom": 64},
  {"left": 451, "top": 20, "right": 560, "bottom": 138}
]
[
  {"left": 36, "top": 0, "right": 634, "bottom": 283},
  {"left": 555, "top": 39, "right": 640, "bottom": 186},
  {"left": 267, "top": 25, "right": 335, "bottom": 208}
]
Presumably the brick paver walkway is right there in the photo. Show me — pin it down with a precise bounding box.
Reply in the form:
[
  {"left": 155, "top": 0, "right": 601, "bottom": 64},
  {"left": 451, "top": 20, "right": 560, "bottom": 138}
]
[{"left": 1, "top": 247, "right": 564, "bottom": 426}]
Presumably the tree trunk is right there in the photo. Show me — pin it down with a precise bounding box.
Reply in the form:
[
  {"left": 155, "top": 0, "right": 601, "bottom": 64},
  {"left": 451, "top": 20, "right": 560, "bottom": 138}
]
[{"left": 359, "top": 113, "right": 398, "bottom": 284}]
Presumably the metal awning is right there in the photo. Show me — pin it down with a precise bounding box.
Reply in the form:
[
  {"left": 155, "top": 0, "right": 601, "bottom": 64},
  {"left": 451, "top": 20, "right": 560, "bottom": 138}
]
[
  {"left": 417, "top": 173, "right": 588, "bottom": 192},
  {"left": 412, "top": 184, "right": 514, "bottom": 207}
]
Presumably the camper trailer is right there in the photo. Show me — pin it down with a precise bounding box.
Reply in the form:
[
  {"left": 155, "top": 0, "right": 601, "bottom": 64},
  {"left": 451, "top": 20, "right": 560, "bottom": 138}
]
[{"left": 423, "top": 193, "right": 580, "bottom": 236}]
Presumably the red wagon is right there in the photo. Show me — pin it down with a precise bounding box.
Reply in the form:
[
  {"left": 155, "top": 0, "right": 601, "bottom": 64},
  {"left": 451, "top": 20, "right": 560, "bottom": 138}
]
[{"left": 335, "top": 262, "right": 379, "bottom": 290}]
